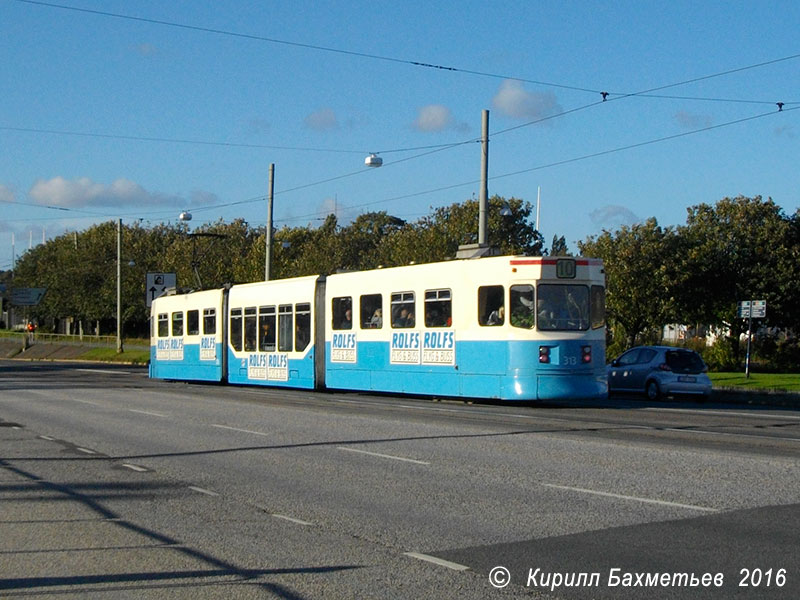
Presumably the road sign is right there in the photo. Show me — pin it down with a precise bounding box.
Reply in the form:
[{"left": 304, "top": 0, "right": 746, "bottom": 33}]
[
  {"left": 737, "top": 300, "right": 766, "bottom": 319},
  {"left": 9, "top": 287, "right": 47, "bottom": 306},
  {"left": 146, "top": 272, "right": 177, "bottom": 308}
]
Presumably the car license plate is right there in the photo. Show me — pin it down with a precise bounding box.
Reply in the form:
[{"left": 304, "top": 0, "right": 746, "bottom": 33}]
[{"left": 678, "top": 376, "right": 696, "bottom": 383}]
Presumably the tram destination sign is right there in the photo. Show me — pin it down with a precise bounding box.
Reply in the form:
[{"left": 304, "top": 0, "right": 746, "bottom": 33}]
[{"left": 737, "top": 300, "right": 766, "bottom": 319}]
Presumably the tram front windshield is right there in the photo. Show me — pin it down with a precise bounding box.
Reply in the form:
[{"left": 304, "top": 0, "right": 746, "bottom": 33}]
[{"left": 535, "top": 284, "right": 590, "bottom": 331}]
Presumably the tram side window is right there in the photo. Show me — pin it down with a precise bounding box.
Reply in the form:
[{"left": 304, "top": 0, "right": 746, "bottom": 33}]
[
  {"left": 478, "top": 285, "right": 505, "bottom": 326},
  {"left": 360, "top": 294, "right": 383, "bottom": 329},
  {"left": 203, "top": 308, "right": 216, "bottom": 335},
  {"left": 157, "top": 313, "right": 169, "bottom": 337},
  {"left": 187, "top": 310, "right": 200, "bottom": 336},
  {"left": 295, "top": 303, "right": 311, "bottom": 351},
  {"left": 259, "top": 306, "right": 276, "bottom": 352},
  {"left": 279, "top": 305, "right": 293, "bottom": 352},
  {"left": 332, "top": 297, "right": 353, "bottom": 330},
  {"left": 171, "top": 311, "right": 184, "bottom": 336},
  {"left": 244, "top": 307, "right": 257, "bottom": 352},
  {"left": 425, "top": 289, "right": 452, "bottom": 327},
  {"left": 230, "top": 308, "right": 243, "bottom": 351},
  {"left": 510, "top": 285, "right": 535, "bottom": 329},
  {"left": 391, "top": 292, "right": 415, "bottom": 328},
  {"left": 591, "top": 285, "right": 605, "bottom": 329}
]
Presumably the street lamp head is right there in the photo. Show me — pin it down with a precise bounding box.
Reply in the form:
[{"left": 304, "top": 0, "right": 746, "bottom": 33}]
[
  {"left": 365, "top": 153, "right": 383, "bottom": 168},
  {"left": 179, "top": 211, "right": 192, "bottom": 222}
]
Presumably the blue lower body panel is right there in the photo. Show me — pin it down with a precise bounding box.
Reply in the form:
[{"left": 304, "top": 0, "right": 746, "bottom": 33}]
[
  {"left": 226, "top": 348, "right": 316, "bottom": 389},
  {"left": 325, "top": 339, "right": 607, "bottom": 401},
  {"left": 149, "top": 343, "right": 223, "bottom": 382}
]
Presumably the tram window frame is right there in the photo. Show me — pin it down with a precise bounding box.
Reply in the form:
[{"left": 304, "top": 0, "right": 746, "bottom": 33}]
[
  {"left": 591, "top": 285, "right": 605, "bottom": 329},
  {"left": 478, "top": 285, "right": 505, "bottom": 326},
  {"left": 259, "top": 306, "right": 276, "bottom": 352},
  {"left": 360, "top": 294, "right": 383, "bottom": 329},
  {"left": 278, "top": 304, "right": 293, "bottom": 352},
  {"left": 157, "top": 313, "right": 169, "bottom": 337},
  {"left": 244, "top": 306, "right": 257, "bottom": 352},
  {"left": 295, "top": 303, "right": 311, "bottom": 351},
  {"left": 424, "top": 289, "right": 452, "bottom": 328},
  {"left": 510, "top": 285, "right": 535, "bottom": 329},
  {"left": 171, "top": 311, "right": 184, "bottom": 336},
  {"left": 203, "top": 308, "right": 216, "bottom": 335},
  {"left": 187, "top": 310, "right": 200, "bottom": 336},
  {"left": 230, "top": 308, "right": 243, "bottom": 351},
  {"left": 391, "top": 292, "right": 415, "bottom": 328},
  {"left": 332, "top": 296, "right": 353, "bottom": 330}
]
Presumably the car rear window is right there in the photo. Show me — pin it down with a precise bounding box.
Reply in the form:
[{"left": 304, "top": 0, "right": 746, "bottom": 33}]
[{"left": 665, "top": 350, "right": 706, "bottom": 374}]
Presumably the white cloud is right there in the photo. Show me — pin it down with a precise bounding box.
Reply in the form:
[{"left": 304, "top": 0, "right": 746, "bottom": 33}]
[
  {"left": 492, "top": 80, "right": 561, "bottom": 120},
  {"left": 0, "top": 183, "right": 14, "bottom": 204},
  {"left": 305, "top": 108, "right": 338, "bottom": 131},
  {"left": 28, "top": 176, "right": 184, "bottom": 208},
  {"left": 413, "top": 104, "right": 453, "bottom": 132},
  {"left": 590, "top": 205, "right": 641, "bottom": 230},
  {"left": 136, "top": 43, "right": 159, "bottom": 56},
  {"left": 411, "top": 104, "right": 468, "bottom": 133},
  {"left": 674, "top": 111, "right": 712, "bottom": 130}
]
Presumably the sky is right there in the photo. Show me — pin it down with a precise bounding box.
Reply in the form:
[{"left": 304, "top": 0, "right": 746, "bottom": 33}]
[{"left": 2, "top": 0, "right": 799, "bottom": 272}]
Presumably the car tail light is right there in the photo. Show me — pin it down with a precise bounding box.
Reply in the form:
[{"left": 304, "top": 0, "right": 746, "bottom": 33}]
[
  {"left": 581, "top": 346, "right": 592, "bottom": 363},
  {"left": 539, "top": 346, "right": 551, "bottom": 364},
  {"left": 658, "top": 363, "right": 672, "bottom": 371}
]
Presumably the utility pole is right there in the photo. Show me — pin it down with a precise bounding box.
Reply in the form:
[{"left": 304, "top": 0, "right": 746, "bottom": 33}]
[
  {"left": 478, "top": 109, "right": 489, "bottom": 247},
  {"left": 265, "top": 163, "right": 275, "bottom": 281}
]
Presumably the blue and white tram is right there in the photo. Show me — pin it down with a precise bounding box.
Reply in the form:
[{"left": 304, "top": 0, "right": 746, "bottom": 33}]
[
  {"left": 149, "top": 255, "right": 607, "bottom": 401},
  {"left": 150, "top": 288, "right": 225, "bottom": 382}
]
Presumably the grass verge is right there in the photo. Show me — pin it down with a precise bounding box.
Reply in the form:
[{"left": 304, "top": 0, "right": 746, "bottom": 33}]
[
  {"left": 710, "top": 372, "right": 800, "bottom": 393},
  {"left": 77, "top": 347, "right": 150, "bottom": 365}
]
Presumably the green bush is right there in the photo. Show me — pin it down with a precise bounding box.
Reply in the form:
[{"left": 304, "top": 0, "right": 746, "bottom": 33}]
[{"left": 703, "top": 337, "right": 738, "bottom": 372}]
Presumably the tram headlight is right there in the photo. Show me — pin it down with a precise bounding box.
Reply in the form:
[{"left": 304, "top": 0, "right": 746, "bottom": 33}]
[
  {"left": 581, "top": 345, "right": 592, "bottom": 363},
  {"left": 539, "top": 346, "right": 551, "bottom": 364}
]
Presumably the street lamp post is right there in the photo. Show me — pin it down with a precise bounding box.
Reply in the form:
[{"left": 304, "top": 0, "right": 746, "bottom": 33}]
[{"left": 116, "top": 218, "right": 123, "bottom": 353}]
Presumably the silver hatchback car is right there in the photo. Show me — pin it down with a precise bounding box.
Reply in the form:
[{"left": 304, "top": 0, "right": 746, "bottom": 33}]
[{"left": 607, "top": 346, "right": 712, "bottom": 400}]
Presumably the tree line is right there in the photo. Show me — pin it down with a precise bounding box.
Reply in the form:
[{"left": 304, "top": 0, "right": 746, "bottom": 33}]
[{"left": 5, "top": 195, "right": 799, "bottom": 370}]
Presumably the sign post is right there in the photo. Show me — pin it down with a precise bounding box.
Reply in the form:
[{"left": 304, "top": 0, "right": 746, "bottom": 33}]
[{"left": 738, "top": 300, "right": 766, "bottom": 378}]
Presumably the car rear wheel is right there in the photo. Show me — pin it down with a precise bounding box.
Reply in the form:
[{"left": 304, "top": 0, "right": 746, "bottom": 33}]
[{"left": 645, "top": 380, "right": 661, "bottom": 401}]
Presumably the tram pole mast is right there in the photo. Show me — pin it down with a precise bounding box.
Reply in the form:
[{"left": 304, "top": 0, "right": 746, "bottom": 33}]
[{"left": 265, "top": 163, "right": 275, "bottom": 281}]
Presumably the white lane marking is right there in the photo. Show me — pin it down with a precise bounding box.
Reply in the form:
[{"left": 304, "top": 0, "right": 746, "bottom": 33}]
[
  {"left": 337, "top": 446, "right": 429, "bottom": 465},
  {"left": 39, "top": 435, "right": 54, "bottom": 441},
  {"left": 188, "top": 486, "right": 219, "bottom": 497},
  {"left": 128, "top": 409, "right": 167, "bottom": 418},
  {"left": 76, "top": 447, "right": 97, "bottom": 455},
  {"left": 404, "top": 552, "right": 470, "bottom": 571},
  {"left": 211, "top": 424, "right": 270, "bottom": 436},
  {"left": 271, "top": 514, "right": 313, "bottom": 526},
  {"left": 75, "top": 369, "right": 132, "bottom": 375},
  {"left": 72, "top": 399, "right": 101, "bottom": 406},
  {"left": 542, "top": 483, "right": 718, "bottom": 513},
  {"left": 121, "top": 463, "right": 149, "bottom": 472},
  {"left": 663, "top": 427, "right": 800, "bottom": 442},
  {"left": 643, "top": 407, "right": 800, "bottom": 421}
]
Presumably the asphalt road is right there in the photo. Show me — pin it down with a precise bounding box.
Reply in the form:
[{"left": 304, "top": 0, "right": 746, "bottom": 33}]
[{"left": 1, "top": 360, "right": 798, "bottom": 599}]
